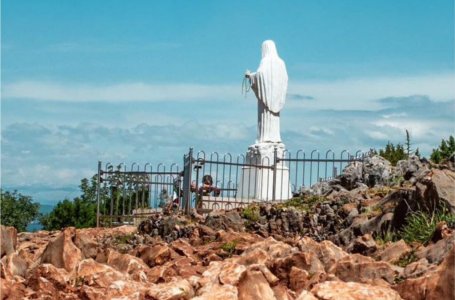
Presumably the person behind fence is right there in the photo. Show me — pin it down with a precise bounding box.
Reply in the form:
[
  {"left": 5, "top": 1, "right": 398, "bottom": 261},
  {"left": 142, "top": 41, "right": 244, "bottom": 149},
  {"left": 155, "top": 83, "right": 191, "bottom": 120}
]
[
  {"left": 158, "top": 188, "right": 170, "bottom": 208},
  {"left": 194, "top": 175, "right": 220, "bottom": 209}
]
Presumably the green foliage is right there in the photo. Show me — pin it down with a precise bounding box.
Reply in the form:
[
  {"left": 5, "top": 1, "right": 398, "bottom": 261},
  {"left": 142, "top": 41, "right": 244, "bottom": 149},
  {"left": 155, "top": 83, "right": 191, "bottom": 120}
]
[
  {"left": 379, "top": 142, "right": 407, "bottom": 166},
  {"left": 40, "top": 177, "right": 98, "bottom": 230},
  {"left": 430, "top": 135, "right": 455, "bottom": 163},
  {"left": 221, "top": 241, "right": 237, "bottom": 255},
  {"left": 242, "top": 206, "right": 260, "bottom": 222},
  {"left": 400, "top": 206, "right": 455, "bottom": 244},
  {"left": 0, "top": 190, "right": 40, "bottom": 232},
  {"left": 395, "top": 250, "right": 418, "bottom": 267},
  {"left": 375, "top": 230, "right": 398, "bottom": 246}
]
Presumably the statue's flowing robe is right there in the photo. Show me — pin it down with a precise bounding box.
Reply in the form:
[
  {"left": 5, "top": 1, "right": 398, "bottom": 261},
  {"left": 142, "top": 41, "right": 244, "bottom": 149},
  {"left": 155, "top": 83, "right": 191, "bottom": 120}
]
[{"left": 250, "top": 41, "right": 288, "bottom": 143}]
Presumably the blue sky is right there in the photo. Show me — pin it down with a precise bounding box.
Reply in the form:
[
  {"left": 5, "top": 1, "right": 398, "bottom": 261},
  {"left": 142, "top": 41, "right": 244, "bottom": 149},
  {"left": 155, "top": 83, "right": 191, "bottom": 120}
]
[{"left": 1, "top": 0, "right": 454, "bottom": 204}]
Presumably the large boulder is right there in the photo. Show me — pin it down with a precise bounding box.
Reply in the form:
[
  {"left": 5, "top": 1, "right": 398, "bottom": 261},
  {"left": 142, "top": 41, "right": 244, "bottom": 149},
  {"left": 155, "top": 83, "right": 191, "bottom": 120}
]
[
  {"left": 1, "top": 226, "right": 17, "bottom": 258},
  {"left": 415, "top": 169, "right": 455, "bottom": 213},
  {"left": 341, "top": 155, "right": 392, "bottom": 189},
  {"left": 396, "top": 156, "right": 429, "bottom": 183},
  {"left": 40, "top": 227, "right": 82, "bottom": 272}
]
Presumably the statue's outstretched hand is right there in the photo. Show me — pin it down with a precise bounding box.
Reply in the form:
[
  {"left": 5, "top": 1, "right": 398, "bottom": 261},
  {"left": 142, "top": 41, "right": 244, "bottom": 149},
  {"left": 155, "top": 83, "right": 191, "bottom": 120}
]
[{"left": 245, "top": 69, "right": 252, "bottom": 78}]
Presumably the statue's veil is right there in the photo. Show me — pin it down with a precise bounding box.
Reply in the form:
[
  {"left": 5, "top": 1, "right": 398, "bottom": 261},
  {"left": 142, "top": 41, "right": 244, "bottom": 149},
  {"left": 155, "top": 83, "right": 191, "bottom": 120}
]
[{"left": 254, "top": 40, "right": 288, "bottom": 113}]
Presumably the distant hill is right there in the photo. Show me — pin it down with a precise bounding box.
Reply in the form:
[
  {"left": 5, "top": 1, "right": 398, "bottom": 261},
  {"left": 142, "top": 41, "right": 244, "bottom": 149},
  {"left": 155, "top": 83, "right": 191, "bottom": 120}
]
[{"left": 39, "top": 204, "right": 55, "bottom": 215}]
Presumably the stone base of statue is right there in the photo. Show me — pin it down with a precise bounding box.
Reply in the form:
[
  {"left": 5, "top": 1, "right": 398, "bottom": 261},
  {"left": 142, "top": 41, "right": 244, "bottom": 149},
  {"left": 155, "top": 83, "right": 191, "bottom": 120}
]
[{"left": 237, "top": 142, "right": 291, "bottom": 201}]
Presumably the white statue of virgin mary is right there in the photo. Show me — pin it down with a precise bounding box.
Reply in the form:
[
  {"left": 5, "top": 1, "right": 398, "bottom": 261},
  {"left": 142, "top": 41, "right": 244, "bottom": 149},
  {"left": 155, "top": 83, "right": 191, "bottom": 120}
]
[{"left": 245, "top": 40, "right": 288, "bottom": 144}]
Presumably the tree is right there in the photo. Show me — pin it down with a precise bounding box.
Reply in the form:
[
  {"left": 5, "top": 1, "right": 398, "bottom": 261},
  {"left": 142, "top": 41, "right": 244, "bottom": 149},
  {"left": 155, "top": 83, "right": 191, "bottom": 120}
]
[
  {"left": 0, "top": 190, "right": 40, "bottom": 232},
  {"left": 379, "top": 142, "right": 407, "bottom": 166},
  {"left": 431, "top": 135, "right": 455, "bottom": 163},
  {"left": 405, "top": 129, "right": 412, "bottom": 156},
  {"left": 40, "top": 176, "right": 98, "bottom": 230}
]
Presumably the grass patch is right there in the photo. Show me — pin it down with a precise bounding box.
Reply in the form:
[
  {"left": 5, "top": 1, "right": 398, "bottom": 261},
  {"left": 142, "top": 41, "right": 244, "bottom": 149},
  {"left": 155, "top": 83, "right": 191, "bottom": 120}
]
[
  {"left": 221, "top": 241, "right": 237, "bottom": 256},
  {"left": 395, "top": 250, "right": 418, "bottom": 268},
  {"left": 114, "top": 233, "right": 134, "bottom": 244},
  {"left": 281, "top": 195, "right": 325, "bottom": 211},
  {"left": 375, "top": 230, "right": 398, "bottom": 246},
  {"left": 242, "top": 206, "right": 260, "bottom": 222},
  {"left": 401, "top": 206, "right": 455, "bottom": 245}
]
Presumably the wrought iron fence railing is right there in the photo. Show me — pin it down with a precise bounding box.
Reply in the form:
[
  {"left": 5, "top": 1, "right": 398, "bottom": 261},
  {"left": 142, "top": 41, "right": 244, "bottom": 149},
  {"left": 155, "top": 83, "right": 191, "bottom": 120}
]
[{"left": 96, "top": 148, "right": 370, "bottom": 227}]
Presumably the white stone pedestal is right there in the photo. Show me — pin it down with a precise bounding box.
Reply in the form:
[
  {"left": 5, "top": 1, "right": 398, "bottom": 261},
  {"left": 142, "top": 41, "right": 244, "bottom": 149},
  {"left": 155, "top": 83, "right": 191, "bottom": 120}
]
[{"left": 237, "top": 142, "right": 292, "bottom": 201}]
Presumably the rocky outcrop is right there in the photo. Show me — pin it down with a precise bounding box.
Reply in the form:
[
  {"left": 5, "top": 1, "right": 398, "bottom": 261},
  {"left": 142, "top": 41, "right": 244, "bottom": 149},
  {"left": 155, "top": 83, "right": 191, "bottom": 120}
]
[
  {"left": 40, "top": 227, "right": 82, "bottom": 272},
  {"left": 2, "top": 154, "right": 454, "bottom": 300}
]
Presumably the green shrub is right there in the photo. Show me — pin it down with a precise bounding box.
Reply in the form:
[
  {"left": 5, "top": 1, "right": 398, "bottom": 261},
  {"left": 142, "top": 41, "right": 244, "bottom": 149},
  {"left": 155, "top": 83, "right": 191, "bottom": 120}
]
[{"left": 401, "top": 206, "right": 455, "bottom": 244}]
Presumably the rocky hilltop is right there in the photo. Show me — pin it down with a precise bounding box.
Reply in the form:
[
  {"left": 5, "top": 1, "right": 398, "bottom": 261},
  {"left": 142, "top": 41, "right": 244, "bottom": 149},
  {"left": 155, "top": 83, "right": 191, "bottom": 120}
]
[{"left": 1, "top": 155, "right": 454, "bottom": 300}]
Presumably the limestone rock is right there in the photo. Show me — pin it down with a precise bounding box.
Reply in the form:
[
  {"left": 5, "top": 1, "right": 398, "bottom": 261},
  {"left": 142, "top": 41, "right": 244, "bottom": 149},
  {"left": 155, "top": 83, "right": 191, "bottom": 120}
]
[
  {"left": 416, "top": 234, "right": 455, "bottom": 264},
  {"left": 218, "top": 261, "right": 247, "bottom": 286},
  {"left": 27, "top": 263, "right": 70, "bottom": 289},
  {"left": 1, "top": 252, "right": 28, "bottom": 279},
  {"left": 0, "top": 226, "right": 17, "bottom": 257},
  {"left": 330, "top": 254, "right": 399, "bottom": 285},
  {"left": 394, "top": 247, "right": 455, "bottom": 300},
  {"left": 347, "top": 234, "right": 377, "bottom": 255},
  {"left": 415, "top": 169, "right": 455, "bottom": 213},
  {"left": 193, "top": 283, "right": 238, "bottom": 300},
  {"left": 40, "top": 227, "right": 82, "bottom": 272},
  {"left": 237, "top": 268, "right": 276, "bottom": 300},
  {"left": 75, "top": 231, "right": 99, "bottom": 259},
  {"left": 378, "top": 240, "right": 411, "bottom": 264},
  {"left": 311, "top": 281, "right": 402, "bottom": 300},
  {"left": 106, "top": 249, "right": 149, "bottom": 282},
  {"left": 297, "top": 237, "right": 348, "bottom": 271},
  {"left": 145, "top": 278, "right": 194, "bottom": 300},
  {"left": 77, "top": 259, "right": 125, "bottom": 288},
  {"left": 295, "top": 290, "right": 318, "bottom": 300},
  {"left": 137, "top": 243, "right": 172, "bottom": 267}
]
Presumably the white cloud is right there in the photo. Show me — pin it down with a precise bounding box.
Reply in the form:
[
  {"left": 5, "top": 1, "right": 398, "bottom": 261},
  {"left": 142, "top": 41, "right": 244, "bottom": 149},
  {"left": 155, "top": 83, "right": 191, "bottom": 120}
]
[
  {"left": 287, "top": 73, "right": 455, "bottom": 110},
  {"left": 2, "top": 73, "right": 454, "bottom": 106},
  {"left": 2, "top": 81, "right": 240, "bottom": 102}
]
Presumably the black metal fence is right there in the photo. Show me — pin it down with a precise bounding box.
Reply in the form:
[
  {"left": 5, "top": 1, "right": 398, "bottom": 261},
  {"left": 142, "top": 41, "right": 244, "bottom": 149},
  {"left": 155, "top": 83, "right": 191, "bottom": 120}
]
[{"left": 96, "top": 148, "right": 368, "bottom": 226}]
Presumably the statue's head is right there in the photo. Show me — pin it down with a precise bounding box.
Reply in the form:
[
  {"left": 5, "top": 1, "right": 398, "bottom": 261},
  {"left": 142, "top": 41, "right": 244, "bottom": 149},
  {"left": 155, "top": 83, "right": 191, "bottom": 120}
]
[{"left": 262, "top": 40, "right": 278, "bottom": 58}]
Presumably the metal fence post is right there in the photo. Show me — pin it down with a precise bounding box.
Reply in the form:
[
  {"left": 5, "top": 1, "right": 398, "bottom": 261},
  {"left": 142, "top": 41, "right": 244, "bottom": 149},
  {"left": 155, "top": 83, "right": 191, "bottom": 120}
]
[
  {"left": 183, "top": 148, "right": 193, "bottom": 215},
  {"left": 272, "top": 147, "right": 278, "bottom": 202},
  {"left": 96, "top": 161, "right": 101, "bottom": 227}
]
